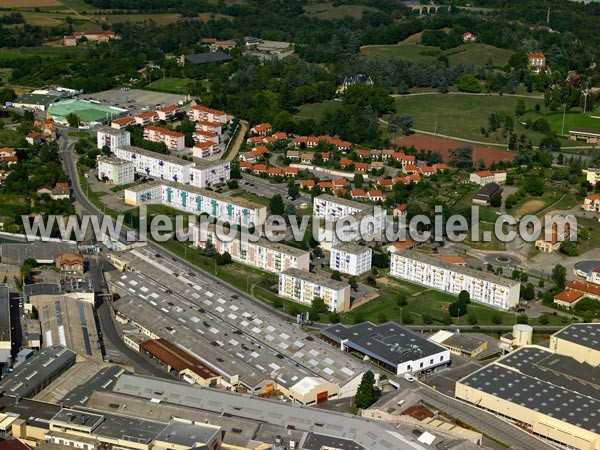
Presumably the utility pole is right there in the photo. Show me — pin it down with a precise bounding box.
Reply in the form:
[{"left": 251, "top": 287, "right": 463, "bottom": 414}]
[{"left": 561, "top": 103, "right": 567, "bottom": 135}]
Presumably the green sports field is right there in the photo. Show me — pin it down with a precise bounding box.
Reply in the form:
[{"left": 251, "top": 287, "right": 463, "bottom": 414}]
[
  {"left": 546, "top": 111, "right": 600, "bottom": 135},
  {"left": 48, "top": 100, "right": 126, "bottom": 123}
]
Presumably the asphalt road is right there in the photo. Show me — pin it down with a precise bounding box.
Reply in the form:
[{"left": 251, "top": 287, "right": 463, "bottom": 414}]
[{"left": 59, "top": 129, "right": 556, "bottom": 450}]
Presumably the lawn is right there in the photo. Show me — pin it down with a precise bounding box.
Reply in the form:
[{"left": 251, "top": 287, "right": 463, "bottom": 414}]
[
  {"left": 546, "top": 111, "right": 600, "bottom": 136},
  {"left": 295, "top": 99, "right": 341, "bottom": 121},
  {"left": 145, "top": 77, "right": 191, "bottom": 94},
  {"left": 0, "top": 46, "right": 86, "bottom": 60},
  {"left": 361, "top": 43, "right": 514, "bottom": 68},
  {"left": 0, "top": 129, "right": 24, "bottom": 147},
  {"left": 393, "top": 93, "right": 585, "bottom": 147},
  {"left": 303, "top": 2, "right": 377, "bottom": 19}
]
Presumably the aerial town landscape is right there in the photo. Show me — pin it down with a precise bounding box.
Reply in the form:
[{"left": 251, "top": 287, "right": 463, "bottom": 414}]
[{"left": 0, "top": 1, "right": 599, "bottom": 450}]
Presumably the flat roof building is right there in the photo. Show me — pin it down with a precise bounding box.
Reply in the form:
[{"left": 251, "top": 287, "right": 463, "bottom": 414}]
[
  {"left": 192, "top": 223, "right": 310, "bottom": 274},
  {"left": 124, "top": 179, "right": 266, "bottom": 228},
  {"left": 330, "top": 242, "right": 372, "bottom": 276},
  {"left": 96, "top": 126, "right": 131, "bottom": 152},
  {"left": 0, "top": 346, "right": 76, "bottom": 398},
  {"left": 549, "top": 323, "right": 600, "bottom": 366},
  {"left": 97, "top": 156, "right": 135, "bottom": 185},
  {"left": 428, "top": 331, "right": 488, "bottom": 358},
  {"left": 321, "top": 322, "right": 451, "bottom": 376},
  {"left": 278, "top": 268, "right": 351, "bottom": 312},
  {"left": 61, "top": 365, "right": 127, "bottom": 407},
  {"left": 113, "top": 145, "right": 194, "bottom": 183},
  {"left": 456, "top": 345, "right": 600, "bottom": 450},
  {"left": 0, "top": 242, "right": 78, "bottom": 265},
  {"left": 390, "top": 251, "right": 520, "bottom": 310}
]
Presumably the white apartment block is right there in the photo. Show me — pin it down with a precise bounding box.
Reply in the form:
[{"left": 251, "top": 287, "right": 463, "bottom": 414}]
[
  {"left": 192, "top": 142, "right": 220, "bottom": 159},
  {"left": 189, "top": 105, "right": 228, "bottom": 123},
  {"left": 193, "top": 130, "right": 220, "bottom": 144},
  {"left": 196, "top": 120, "right": 222, "bottom": 135},
  {"left": 96, "top": 127, "right": 130, "bottom": 151},
  {"left": 313, "top": 194, "right": 386, "bottom": 251},
  {"left": 192, "top": 224, "right": 310, "bottom": 274},
  {"left": 330, "top": 243, "right": 372, "bottom": 276},
  {"left": 189, "top": 159, "right": 231, "bottom": 188},
  {"left": 97, "top": 157, "right": 135, "bottom": 185},
  {"left": 279, "top": 268, "right": 351, "bottom": 312},
  {"left": 124, "top": 180, "right": 267, "bottom": 228},
  {"left": 113, "top": 146, "right": 193, "bottom": 183},
  {"left": 144, "top": 125, "right": 185, "bottom": 151},
  {"left": 390, "top": 251, "right": 520, "bottom": 310},
  {"left": 469, "top": 170, "right": 507, "bottom": 186}
]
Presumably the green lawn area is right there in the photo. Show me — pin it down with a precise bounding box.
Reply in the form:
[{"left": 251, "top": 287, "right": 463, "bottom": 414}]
[
  {"left": 295, "top": 99, "right": 341, "bottom": 121},
  {"left": 546, "top": 111, "right": 600, "bottom": 136},
  {"left": 103, "top": 13, "right": 183, "bottom": 25},
  {"left": 0, "top": 46, "right": 86, "bottom": 60},
  {"left": 303, "top": 2, "right": 377, "bottom": 19},
  {"left": 58, "top": 0, "right": 99, "bottom": 11},
  {"left": 393, "top": 93, "right": 585, "bottom": 147},
  {"left": 361, "top": 43, "right": 514, "bottom": 68},
  {"left": 0, "top": 129, "right": 24, "bottom": 147},
  {"left": 145, "top": 77, "right": 191, "bottom": 94}
]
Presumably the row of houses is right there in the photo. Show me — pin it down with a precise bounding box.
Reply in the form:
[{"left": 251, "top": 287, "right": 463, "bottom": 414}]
[
  {"left": 286, "top": 149, "right": 417, "bottom": 167},
  {"left": 240, "top": 161, "right": 299, "bottom": 177},
  {"left": 553, "top": 280, "right": 600, "bottom": 308}
]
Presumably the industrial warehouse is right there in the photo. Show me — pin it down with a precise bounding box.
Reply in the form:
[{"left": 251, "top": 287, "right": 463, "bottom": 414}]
[{"left": 456, "top": 324, "right": 600, "bottom": 450}]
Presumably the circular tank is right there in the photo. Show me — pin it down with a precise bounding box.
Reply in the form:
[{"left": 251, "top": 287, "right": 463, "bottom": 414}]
[{"left": 513, "top": 324, "right": 533, "bottom": 346}]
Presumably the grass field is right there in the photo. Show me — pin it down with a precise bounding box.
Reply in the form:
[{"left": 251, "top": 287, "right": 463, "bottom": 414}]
[
  {"left": 361, "top": 42, "right": 514, "bottom": 68},
  {"left": 546, "top": 111, "right": 600, "bottom": 136},
  {"left": 0, "top": 46, "right": 86, "bottom": 60},
  {"left": 0, "top": 129, "right": 24, "bottom": 147},
  {"left": 295, "top": 99, "right": 340, "bottom": 120},
  {"left": 1, "top": 0, "right": 61, "bottom": 6},
  {"left": 393, "top": 93, "right": 580, "bottom": 147},
  {"left": 145, "top": 77, "right": 190, "bottom": 94},
  {"left": 303, "top": 2, "right": 377, "bottom": 19},
  {"left": 102, "top": 13, "right": 183, "bottom": 25}
]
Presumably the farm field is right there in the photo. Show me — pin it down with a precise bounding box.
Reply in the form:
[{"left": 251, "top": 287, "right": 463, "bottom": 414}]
[
  {"left": 102, "top": 13, "right": 184, "bottom": 25},
  {"left": 303, "top": 2, "right": 377, "bottom": 19},
  {"left": 0, "top": 46, "right": 86, "bottom": 60},
  {"left": 1, "top": 0, "right": 62, "bottom": 6},
  {"left": 361, "top": 42, "right": 514, "bottom": 68},
  {"left": 393, "top": 93, "right": 585, "bottom": 147},
  {"left": 144, "top": 77, "right": 191, "bottom": 94},
  {"left": 546, "top": 111, "right": 600, "bottom": 135}
]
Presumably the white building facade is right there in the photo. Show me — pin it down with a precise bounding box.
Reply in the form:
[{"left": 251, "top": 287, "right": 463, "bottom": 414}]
[
  {"left": 330, "top": 243, "right": 372, "bottom": 276},
  {"left": 97, "top": 157, "right": 135, "bottom": 185},
  {"left": 96, "top": 127, "right": 130, "bottom": 152},
  {"left": 124, "top": 180, "right": 267, "bottom": 228},
  {"left": 113, "top": 146, "right": 193, "bottom": 183},
  {"left": 390, "top": 251, "right": 520, "bottom": 310},
  {"left": 193, "top": 225, "right": 310, "bottom": 274},
  {"left": 278, "top": 268, "right": 351, "bottom": 312},
  {"left": 189, "top": 160, "right": 230, "bottom": 188}
]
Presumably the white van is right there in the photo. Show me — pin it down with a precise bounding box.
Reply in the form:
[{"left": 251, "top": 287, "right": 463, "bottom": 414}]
[{"left": 403, "top": 373, "right": 416, "bottom": 382}]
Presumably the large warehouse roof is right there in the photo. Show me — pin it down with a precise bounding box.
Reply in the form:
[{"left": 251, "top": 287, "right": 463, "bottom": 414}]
[
  {"left": 459, "top": 346, "right": 599, "bottom": 434},
  {"left": 551, "top": 323, "right": 600, "bottom": 352}
]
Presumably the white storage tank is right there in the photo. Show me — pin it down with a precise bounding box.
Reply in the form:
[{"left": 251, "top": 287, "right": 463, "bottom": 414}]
[{"left": 513, "top": 324, "right": 533, "bottom": 346}]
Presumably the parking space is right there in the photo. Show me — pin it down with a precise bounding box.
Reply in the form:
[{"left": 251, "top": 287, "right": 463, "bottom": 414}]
[{"left": 83, "top": 89, "right": 187, "bottom": 117}]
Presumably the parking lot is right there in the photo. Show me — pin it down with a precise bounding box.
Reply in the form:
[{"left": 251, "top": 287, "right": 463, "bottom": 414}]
[{"left": 83, "top": 88, "right": 187, "bottom": 117}]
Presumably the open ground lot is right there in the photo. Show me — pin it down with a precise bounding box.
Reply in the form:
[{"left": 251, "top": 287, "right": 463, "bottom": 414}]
[
  {"left": 393, "top": 93, "right": 586, "bottom": 147},
  {"left": 303, "top": 2, "right": 377, "bottom": 19},
  {"left": 84, "top": 88, "right": 186, "bottom": 113},
  {"left": 361, "top": 42, "right": 514, "bottom": 68}
]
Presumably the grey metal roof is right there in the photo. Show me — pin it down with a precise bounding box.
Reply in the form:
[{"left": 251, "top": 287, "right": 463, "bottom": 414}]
[
  {"left": 112, "top": 373, "right": 428, "bottom": 450},
  {"left": 303, "top": 433, "right": 366, "bottom": 450},
  {"left": 1, "top": 242, "right": 79, "bottom": 265},
  {"left": 185, "top": 51, "right": 233, "bottom": 64},
  {"left": 552, "top": 323, "right": 600, "bottom": 352},
  {"left": 0, "top": 396, "right": 61, "bottom": 429},
  {"left": 0, "top": 284, "right": 10, "bottom": 344},
  {"left": 154, "top": 419, "right": 219, "bottom": 447},
  {"left": 321, "top": 322, "right": 447, "bottom": 367},
  {"left": 62, "top": 366, "right": 128, "bottom": 407},
  {"left": 459, "top": 346, "right": 600, "bottom": 434},
  {"left": 331, "top": 242, "right": 371, "bottom": 255},
  {"left": 14, "top": 93, "right": 61, "bottom": 107},
  {"left": 0, "top": 346, "right": 76, "bottom": 398}
]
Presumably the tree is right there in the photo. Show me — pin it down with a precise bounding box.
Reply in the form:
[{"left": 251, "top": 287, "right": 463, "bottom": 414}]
[
  {"left": 311, "top": 297, "right": 327, "bottom": 315},
  {"left": 269, "top": 194, "right": 285, "bottom": 215},
  {"left": 389, "top": 114, "right": 413, "bottom": 135},
  {"left": 331, "top": 270, "right": 342, "bottom": 281},
  {"left": 354, "top": 371, "right": 377, "bottom": 409},
  {"left": 397, "top": 292, "right": 408, "bottom": 307},
  {"left": 287, "top": 179, "right": 299, "bottom": 199},
  {"left": 66, "top": 113, "right": 80, "bottom": 128},
  {"left": 538, "top": 314, "right": 549, "bottom": 325},
  {"left": 353, "top": 173, "right": 364, "bottom": 189},
  {"left": 522, "top": 283, "right": 535, "bottom": 300},
  {"left": 449, "top": 301, "right": 467, "bottom": 317},
  {"left": 458, "top": 290, "right": 470, "bottom": 304},
  {"left": 449, "top": 146, "right": 473, "bottom": 168},
  {"left": 491, "top": 312, "right": 503, "bottom": 325},
  {"left": 401, "top": 310, "right": 414, "bottom": 325},
  {"left": 422, "top": 314, "right": 434, "bottom": 325},
  {"left": 21, "top": 257, "right": 38, "bottom": 282},
  {"left": 552, "top": 264, "right": 567, "bottom": 289},
  {"left": 457, "top": 74, "right": 482, "bottom": 93},
  {"left": 516, "top": 314, "right": 529, "bottom": 324},
  {"left": 227, "top": 179, "right": 239, "bottom": 189},
  {"left": 215, "top": 251, "right": 232, "bottom": 265},
  {"left": 489, "top": 191, "right": 502, "bottom": 208},
  {"left": 348, "top": 276, "right": 358, "bottom": 289},
  {"left": 467, "top": 312, "right": 478, "bottom": 325},
  {"left": 515, "top": 98, "right": 526, "bottom": 117}
]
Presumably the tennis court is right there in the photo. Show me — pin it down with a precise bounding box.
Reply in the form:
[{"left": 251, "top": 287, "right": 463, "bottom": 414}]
[{"left": 48, "top": 99, "right": 127, "bottom": 124}]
